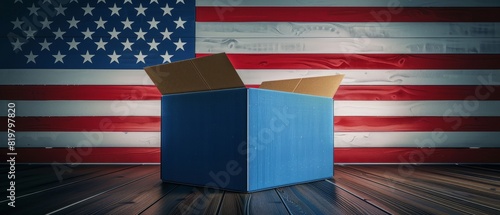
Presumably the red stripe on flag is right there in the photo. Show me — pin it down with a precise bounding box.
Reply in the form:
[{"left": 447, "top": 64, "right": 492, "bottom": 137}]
[
  {"left": 196, "top": 54, "right": 500, "bottom": 69},
  {"left": 335, "top": 86, "right": 500, "bottom": 100},
  {"left": 0, "top": 85, "right": 161, "bottom": 100},
  {"left": 4, "top": 85, "right": 500, "bottom": 100},
  {"left": 196, "top": 7, "right": 500, "bottom": 22},
  {"left": 3, "top": 116, "right": 499, "bottom": 132},
  {"left": 2, "top": 148, "right": 499, "bottom": 163},
  {"left": 0, "top": 117, "right": 161, "bottom": 132},
  {"left": 335, "top": 116, "right": 500, "bottom": 132}
]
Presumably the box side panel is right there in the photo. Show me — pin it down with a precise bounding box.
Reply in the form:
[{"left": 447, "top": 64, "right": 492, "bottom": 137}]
[
  {"left": 161, "top": 89, "right": 248, "bottom": 191},
  {"left": 248, "top": 89, "right": 333, "bottom": 191}
]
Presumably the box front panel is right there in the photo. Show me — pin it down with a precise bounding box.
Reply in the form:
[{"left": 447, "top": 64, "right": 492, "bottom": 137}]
[
  {"left": 248, "top": 89, "right": 333, "bottom": 191},
  {"left": 161, "top": 88, "right": 248, "bottom": 191}
]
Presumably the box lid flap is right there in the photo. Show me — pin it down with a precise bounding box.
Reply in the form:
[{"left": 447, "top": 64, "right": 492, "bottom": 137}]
[
  {"left": 144, "top": 53, "right": 245, "bottom": 94},
  {"left": 259, "top": 74, "right": 345, "bottom": 98}
]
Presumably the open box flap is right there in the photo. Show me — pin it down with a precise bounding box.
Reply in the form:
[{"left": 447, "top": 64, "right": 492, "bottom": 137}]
[
  {"left": 259, "top": 74, "right": 345, "bottom": 98},
  {"left": 144, "top": 53, "right": 245, "bottom": 95}
]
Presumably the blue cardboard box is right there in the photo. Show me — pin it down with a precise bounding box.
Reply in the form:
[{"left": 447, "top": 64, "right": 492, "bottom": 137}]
[{"left": 145, "top": 53, "right": 344, "bottom": 192}]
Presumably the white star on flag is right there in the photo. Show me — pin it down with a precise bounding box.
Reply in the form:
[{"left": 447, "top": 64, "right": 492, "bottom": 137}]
[
  {"left": 82, "top": 51, "right": 94, "bottom": 63},
  {"left": 109, "top": 3, "right": 121, "bottom": 16},
  {"left": 135, "top": 51, "right": 147, "bottom": 63},
  {"left": 95, "top": 38, "right": 108, "bottom": 51},
  {"left": 108, "top": 51, "right": 121, "bottom": 63},
  {"left": 174, "top": 38, "right": 186, "bottom": 51},
  {"left": 82, "top": 28, "right": 94, "bottom": 40},
  {"left": 67, "top": 38, "right": 80, "bottom": 50},
  {"left": 11, "top": 18, "right": 23, "bottom": 30},
  {"left": 39, "top": 39, "right": 51, "bottom": 51},
  {"left": 148, "top": 39, "right": 160, "bottom": 51},
  {"left": 135, "top": 28, "right": 146, "bottom": 41},
  {"left": 95, "top": 17, "right": 107, "bottom": 29},
  {"left": 27, "top": 3, "right": 39, "bottom": 16},
  {"left": 55, "top": 4, "right": 67, "bottom": 16},
  {"left": 53, "top": 51, "right": 65, "bottom": 63},
  {"left": 11, "top": 39, "right": 24, "bottom": 51},
  {"left": 53, "top": 28, "right": 65, "bottom": 40},
  {"left": 135, "top": 4, "right": 147, "bottom": 16},
  {"left": 161, "top": 50, "right": 173, "bottom": 63},
  {"left": 40, "top": 18, "right": 52, "bottom": 30},
  {"left": 161, "top": 28, "right": 173, "bottom": 40},
  {"left": 174, "top": 17, "right": 186, "bottom": 29},
  {"left": 122, "top": 39, "right": 133, "bottom": 51},
  {"left": 82, "top": 3, "right": 94, "bottom": 16},
  {"left": 122, "top": 18, "right": 133, "bottom": 30},
  {"left": 148, "top": 17, "right": 160, "bottom": 29},
  {"left": 67, "top": 17, "right": 80, "bottom": 29},
  {"left": 24, "top": 27, "right": 37, "bottom": 40},
  {"left": 162, "top": 4, "right": 173, "bottom": 16},
  {"left": 25, "top": 51, "right": 37, "bottom": 63},
  {"left": 108, "top": 28, "right": 120, "bottom": 40}
]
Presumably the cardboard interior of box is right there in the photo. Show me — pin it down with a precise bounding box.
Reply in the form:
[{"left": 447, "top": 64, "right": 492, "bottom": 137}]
[{"left": 144, "top": 53, "right": 345, "bottom": 97}]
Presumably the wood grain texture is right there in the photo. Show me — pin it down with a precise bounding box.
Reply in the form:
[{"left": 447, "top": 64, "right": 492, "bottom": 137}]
[
  {"left": 276, "top": 181, "right": 387, "bottom": 214},
  {"left": 140, "top": 186, "right": 224, "bottom": 215},
  {"left": 52, "top": 173, "right": 178, "bottom": 215},
  {"left": 245, "top": 189, "right": 290, "bottom": 215},
  {"left": 218, "top": 192, "right": 250, "bottom": 215},
  {"left": 341, "top": 165, "right": 500, "bottom": 214},
  {"left": 3, "top": 165, "right": 500, "bottom": 214},
  {"left": 332, "top": 167, "right": 471, "bottom": 214},
  {"left": 0, "top": 166, "right": 158, "bottom": 214}
]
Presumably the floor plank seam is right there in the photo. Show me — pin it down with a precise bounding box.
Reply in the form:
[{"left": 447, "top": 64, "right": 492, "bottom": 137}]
[
  {"left": 274, "top": 188, "right": 293, "bottom": 215},
  {"left": 0, "top": 165, "right": 139, "bottom": 204},
  {"left": 341, "top": 166, "right": 500, "bottom": 213},
  {"left": 45, "top": 170, "right": 159, "bottom": 215},
  {"left": 215, "top": 191, "right": 226, "bottom": 215},
  {"left": 137, "top": 184, "right": 179, "bottom": 214},
  {"left": 325, "top": 179, "right": 392, "bottom": 215}
]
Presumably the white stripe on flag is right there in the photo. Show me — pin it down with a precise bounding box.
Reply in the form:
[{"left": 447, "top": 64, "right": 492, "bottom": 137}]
[
  {"left": 335, "top": 132, "right": 500, "bottom": 148},
  {"left": 3, "top": 131, "right": 499, "bottom": 148},
  {"left": 1, "top": 100, "right": 499, "bottom": 117},
  {"left": 196, "top": 38, "right": 500, "bottom": 54},
  {"left": 2, "top": 69, "right": 499, "bottom": 86},
  {"left": 197, "top": 22, "right": 500, "bottom": 38}
]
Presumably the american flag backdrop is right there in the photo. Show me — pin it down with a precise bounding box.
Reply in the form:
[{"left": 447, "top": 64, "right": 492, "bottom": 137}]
[{"left": 1, "top": 0, "right": 500, "bottom": 163}]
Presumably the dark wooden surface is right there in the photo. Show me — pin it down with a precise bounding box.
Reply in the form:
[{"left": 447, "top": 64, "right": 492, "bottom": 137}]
[{"left": 1, "top": 165, "right": 500, "bottom": 215}]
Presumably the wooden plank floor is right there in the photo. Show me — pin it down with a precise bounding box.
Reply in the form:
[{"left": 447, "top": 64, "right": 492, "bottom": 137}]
[{"left": 1, "top": 165, "right": 499, "bottom": 215}]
